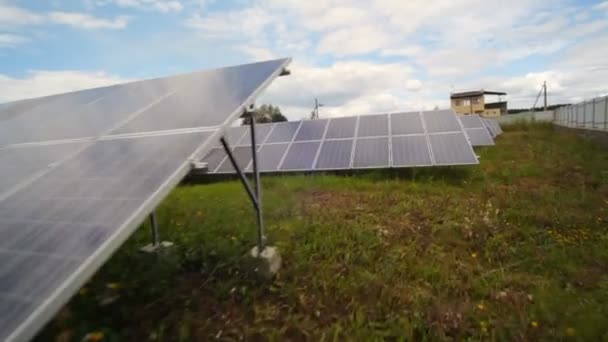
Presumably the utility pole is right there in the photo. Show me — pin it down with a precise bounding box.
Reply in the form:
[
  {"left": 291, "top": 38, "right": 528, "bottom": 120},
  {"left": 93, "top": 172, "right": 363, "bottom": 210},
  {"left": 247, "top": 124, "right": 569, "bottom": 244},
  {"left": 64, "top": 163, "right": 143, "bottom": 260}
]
[
  {"left": 543, "top": 81, "right": 547, "bottom": 112},
  {"left": 311, "top": 98, "right": 323, "bottom": 119}
]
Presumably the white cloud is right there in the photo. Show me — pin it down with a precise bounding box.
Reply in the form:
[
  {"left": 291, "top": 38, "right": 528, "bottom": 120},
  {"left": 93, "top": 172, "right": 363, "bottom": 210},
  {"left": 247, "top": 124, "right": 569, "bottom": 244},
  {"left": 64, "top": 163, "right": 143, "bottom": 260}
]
[
  {"left": 91, "top": 0, "right": 184, "bottom": 13},
  {"left": 317, "top": 25, "right": 394, "bottom": 56},
  {"left": 0, "top": 3, "right": 129, "bottom": 30},
  {"left": 48, "top": 12, "right": 128, "bottom": 29},
  {"left": 0, "top": 33, "right": 28, "bottom": 48},
  {"left": 259, "top": 61, "right": 423, "bottom": 119},
  {"left": 186, "top": 7, "right": 273, "bottom": 39},
  {"left": 0, "top": 70, "right": 130, "bottom": 103},
  {"left": 0, "top": 3, "right": 44, "bottom": 26}
]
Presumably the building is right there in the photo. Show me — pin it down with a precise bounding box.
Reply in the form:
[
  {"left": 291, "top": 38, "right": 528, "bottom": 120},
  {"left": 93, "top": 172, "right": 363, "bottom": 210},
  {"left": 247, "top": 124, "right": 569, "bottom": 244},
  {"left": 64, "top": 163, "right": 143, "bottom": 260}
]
[{"left": 450, "top": 90, "right": 507, "bottom": 117}]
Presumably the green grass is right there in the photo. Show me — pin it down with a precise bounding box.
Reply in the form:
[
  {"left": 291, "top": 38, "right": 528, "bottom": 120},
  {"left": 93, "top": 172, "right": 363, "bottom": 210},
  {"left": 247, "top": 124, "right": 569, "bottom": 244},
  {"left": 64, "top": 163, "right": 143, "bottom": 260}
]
[{"left": 38, "top": 123, "right": 608, "bottom": 341}]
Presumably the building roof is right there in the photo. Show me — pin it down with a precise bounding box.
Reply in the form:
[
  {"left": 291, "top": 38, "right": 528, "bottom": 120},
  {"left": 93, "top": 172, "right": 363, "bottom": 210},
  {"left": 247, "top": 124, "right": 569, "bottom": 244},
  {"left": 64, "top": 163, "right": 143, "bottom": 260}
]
[{"left": 450, "top": 90, "right": 507, "bottom": 99}]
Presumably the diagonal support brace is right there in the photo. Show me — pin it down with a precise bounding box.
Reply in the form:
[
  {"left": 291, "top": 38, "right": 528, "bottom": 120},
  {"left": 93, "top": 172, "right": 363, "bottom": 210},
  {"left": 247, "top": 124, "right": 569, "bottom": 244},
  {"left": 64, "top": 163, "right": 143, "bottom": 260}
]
[{"left": 220, "top": 112, "right": 266, "bottom": 253}]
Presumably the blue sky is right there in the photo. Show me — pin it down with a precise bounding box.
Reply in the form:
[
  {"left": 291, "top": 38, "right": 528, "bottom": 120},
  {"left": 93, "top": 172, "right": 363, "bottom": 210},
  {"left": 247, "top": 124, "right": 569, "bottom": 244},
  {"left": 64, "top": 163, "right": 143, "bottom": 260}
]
[{"left": 1, "top": 0, "right": 607, "bottom": 120}]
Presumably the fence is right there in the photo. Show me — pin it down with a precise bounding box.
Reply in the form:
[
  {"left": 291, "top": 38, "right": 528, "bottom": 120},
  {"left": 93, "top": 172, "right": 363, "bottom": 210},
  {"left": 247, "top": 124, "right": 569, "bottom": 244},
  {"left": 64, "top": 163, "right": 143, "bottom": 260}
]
[
  {"left": 554, "top": 95, "right": 608, "bottom": 131},
  {"left": 495, "top": 111, "right": 554, "bottom": 124}
]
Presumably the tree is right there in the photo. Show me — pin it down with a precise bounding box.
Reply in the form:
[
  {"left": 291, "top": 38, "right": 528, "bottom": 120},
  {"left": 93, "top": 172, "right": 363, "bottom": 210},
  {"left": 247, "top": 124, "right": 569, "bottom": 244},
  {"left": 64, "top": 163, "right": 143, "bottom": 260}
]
[{"left": 242, "top": 104, "right": 287, "bottom": 125}]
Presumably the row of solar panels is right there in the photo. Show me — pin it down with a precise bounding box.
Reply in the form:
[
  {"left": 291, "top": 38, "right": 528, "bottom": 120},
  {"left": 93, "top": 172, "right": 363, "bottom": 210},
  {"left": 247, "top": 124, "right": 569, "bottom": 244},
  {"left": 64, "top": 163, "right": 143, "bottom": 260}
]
[{"left": 201, "top": 111, "right": 501, "bottom": 173}]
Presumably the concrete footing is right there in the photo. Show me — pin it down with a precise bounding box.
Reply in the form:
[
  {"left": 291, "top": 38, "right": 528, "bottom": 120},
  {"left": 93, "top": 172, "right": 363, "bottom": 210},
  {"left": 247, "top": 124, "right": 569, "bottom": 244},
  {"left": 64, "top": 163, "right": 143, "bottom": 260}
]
[
  {"left": 248, "top": 246, "right": 281, "bottom": 279},
  {"left": 139, "top": 241, "right": 174, "bottom": 253}
]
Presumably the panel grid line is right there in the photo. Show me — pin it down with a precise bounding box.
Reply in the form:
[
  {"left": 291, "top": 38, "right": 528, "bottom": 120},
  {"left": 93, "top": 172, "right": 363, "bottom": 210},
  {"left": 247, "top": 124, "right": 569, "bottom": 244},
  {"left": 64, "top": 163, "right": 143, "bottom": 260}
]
[
  {"left": 312, "top": 118, "right": 331, "bottom": 169},
  {"left": 276, "top": 121, "right": 303, "bottom": 171}
]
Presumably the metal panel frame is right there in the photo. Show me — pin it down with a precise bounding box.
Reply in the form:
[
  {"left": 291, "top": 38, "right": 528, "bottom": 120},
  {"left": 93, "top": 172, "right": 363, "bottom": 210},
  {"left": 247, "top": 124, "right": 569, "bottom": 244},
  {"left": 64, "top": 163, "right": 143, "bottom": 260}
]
[{"left": 6, "top": 58, "right": 292, "bottom": 342}]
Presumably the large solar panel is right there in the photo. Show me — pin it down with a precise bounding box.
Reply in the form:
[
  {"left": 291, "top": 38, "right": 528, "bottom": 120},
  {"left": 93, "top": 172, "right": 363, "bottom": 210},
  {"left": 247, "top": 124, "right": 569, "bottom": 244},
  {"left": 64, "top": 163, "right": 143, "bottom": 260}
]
[
  {"left": 0, "top": 58, "right": 291, "bottom": 341},
  {"left": 203, "top": 109, "right": 478, "bottom": 173},
  {"left": 457, "top": 115, "right": 495, "bottom": 146}
]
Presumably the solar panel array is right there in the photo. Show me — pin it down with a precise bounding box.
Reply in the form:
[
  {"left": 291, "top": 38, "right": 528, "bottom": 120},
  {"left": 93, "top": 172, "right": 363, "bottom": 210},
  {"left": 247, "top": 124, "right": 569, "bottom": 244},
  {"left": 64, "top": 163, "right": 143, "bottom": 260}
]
[
  {"left": 0, "top": 58, "right": 291, "bottom": 341},
  {"left": 458, "top": 114, "right": 495, "bottom": 146},
  {"left": 202, "top": 109, "right": 479, "bottom": 173}
]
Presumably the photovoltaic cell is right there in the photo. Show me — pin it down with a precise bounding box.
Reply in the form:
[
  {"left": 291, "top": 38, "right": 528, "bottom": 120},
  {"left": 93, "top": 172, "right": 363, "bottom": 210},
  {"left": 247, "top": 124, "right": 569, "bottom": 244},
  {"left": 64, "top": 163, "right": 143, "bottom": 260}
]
[
  {"left": 325, "top": 116, "right": 356, "bottom": 139},
  {"left": 423, "top": 110, "right": 462, "bottom": 133},
  {"left": 315, "top": 140, "right": 353, "bottom": 169},
  {"left": 265, "top": 121, "right": 301, "bottom": 143},
  {"left": 391, "top": 112, "right": 424, "bottom": 135},
  {"left": 391, "top": 135, "right": 432, "bottom": 166},
  {"left": 280, "top": 142, "right": 321, "bottom": 170},
  {"left": 353, "top": 138, "right": 389, "bottom": 167},
  {"left": 294, "top": 119, "right": 328, "bottom": 141},
  {"left": 357, "top": 114, "right": 388, "bottom": 137},
  {"left": 429, "top": 133, "right": 478, "bottom": 165}
]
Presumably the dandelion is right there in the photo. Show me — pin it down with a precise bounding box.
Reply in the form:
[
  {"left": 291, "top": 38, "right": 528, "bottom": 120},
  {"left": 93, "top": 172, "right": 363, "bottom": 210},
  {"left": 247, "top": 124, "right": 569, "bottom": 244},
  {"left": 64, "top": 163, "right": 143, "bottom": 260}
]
[
  {"left": 106, "top": 283, "right": 120, "bottom": 290},
  {"left": 477, "top": 302, "right": 485, "bottom": 310},
  {"left": 479, "top": 321, "right": 488, "bottom": 333},
  {"left": 83, "top": 331, "right": 104, "bottom": 341},
  {"left": 565, "top": 327, "right": 576, "bottom": 336},
  {"left": 471, "top": 252, "right": 478, "bottom": 259},
  {"left": 531, "top": 321, "right": 539, "bottom": 328}
]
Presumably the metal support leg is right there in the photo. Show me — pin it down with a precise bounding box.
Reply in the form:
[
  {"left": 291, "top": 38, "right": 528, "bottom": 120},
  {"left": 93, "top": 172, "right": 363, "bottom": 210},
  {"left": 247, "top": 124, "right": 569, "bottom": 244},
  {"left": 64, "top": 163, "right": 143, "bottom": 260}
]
[
  {"left": 249, "top": 114, "right": 266, "bottom": 252},
  {"left": 140, "top": 210, "right": 173, "bottom": 253},
  {"left": 150, "top": 211, "right": 159, "bottom": 247}
]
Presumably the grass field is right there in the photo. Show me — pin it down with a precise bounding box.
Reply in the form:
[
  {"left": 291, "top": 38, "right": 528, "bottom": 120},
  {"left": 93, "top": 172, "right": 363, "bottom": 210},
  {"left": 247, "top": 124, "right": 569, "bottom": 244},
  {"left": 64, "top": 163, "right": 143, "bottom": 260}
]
[{"left": 39, "top": 122, "right": 608, "bottom": 341}]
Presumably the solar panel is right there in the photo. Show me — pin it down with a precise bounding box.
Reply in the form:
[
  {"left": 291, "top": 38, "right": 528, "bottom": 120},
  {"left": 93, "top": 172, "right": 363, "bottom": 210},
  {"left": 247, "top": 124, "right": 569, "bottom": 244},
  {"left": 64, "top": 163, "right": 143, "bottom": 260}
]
[
  {"left": 423, "top": 109, "right": 462, "bottom": 133},
  {"left": 391, "top": 135, "right": 432, "bottom": 166},
  {"left": 0, "top": 58, "right": 291, "bottom": 342},
  {"left": 236, "top": 122, "right": 273, "bottom": 146},
  {"left": 280, "top": 141, "right": 321, "bottom": 170},
  {"left": 315, "top": 140, "right": 354, "bottom": 169},
  {"left": 464, "top": 128, "right": 495, "bottom": 146},
  {"left": 457, "top": 115, "right": 495, "bottom": 146},
  {"left": 294, "top": 119, "right": 328, "bottom": 141},
  {"left": 203, "top": 109, "right": 479, "bottom": 174},
  {"left": 265, "top": 121, "right": 301, "bottom": 143},
  {"left": 391, "top": 112, "right": 424, "bottom": 135},
  {"left": 357, "top": 114, "right": 388, "bottom": 137},
  {"left": 256, "top": 143, "right": 289, "bottom": 171},
  {"left": 353, "top": 137, "right": 390, "bottom": 168},
  {"left": 429, "top": 133, "right": 478, "bottom": 165},
  {"left": 324, "top": 116, "right": 357, "bottom": 139}
]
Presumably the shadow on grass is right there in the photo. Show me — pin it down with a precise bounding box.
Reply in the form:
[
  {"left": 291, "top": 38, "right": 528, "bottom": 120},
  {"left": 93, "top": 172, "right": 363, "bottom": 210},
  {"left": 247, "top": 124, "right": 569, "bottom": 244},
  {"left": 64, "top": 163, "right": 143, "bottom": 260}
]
[{"left": 184, "top": 165, "right": 475, "bottom": 186}]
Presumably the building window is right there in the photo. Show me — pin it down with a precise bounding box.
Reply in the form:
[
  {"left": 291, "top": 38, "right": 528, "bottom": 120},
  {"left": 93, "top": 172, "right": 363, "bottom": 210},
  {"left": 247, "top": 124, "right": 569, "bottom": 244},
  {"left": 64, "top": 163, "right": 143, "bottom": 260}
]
[
  {"left": 462, "top": 99, "right": 471, "bottom": 106},
  {"left": 471, "top": 97, "right": 481, "bottom": 104},
  {"left": 455, "top": 99, "right": 463, "bottom": 106}
]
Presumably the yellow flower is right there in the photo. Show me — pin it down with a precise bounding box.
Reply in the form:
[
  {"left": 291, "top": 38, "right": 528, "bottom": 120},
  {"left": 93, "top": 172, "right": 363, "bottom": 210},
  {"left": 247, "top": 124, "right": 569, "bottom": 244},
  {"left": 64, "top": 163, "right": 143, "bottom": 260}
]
[
  {"left": 565, "top": 327, "right": 576, "bottom": 336},
  {"left": 84, "top": 331, "right": 104, "bottom": 341},
  {"left": 531, "top": 321, "right": 539, "bottom": 328},
  {"left": 79, "top": 287, "right": 88, "bottom": 296},
  {"left": 106, "top": 282, "right": 120, "bottom": 290},
  {"left": 479, "top": 321, "right": 488, "bottom": 333},
  {"left": 477, "top": 302, "right": 485, "bottom": 310},
  {"left": 471, "top": 252, "right": 478, "bottom": 259}
]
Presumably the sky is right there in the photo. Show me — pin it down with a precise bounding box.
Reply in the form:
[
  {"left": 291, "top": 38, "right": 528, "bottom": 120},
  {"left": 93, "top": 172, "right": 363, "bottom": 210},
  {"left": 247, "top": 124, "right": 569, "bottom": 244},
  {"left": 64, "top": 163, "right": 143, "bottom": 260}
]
[{"left": 0, "top": 0, "right": 607, "bottom": 120}]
